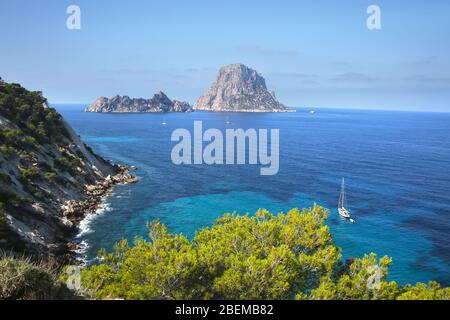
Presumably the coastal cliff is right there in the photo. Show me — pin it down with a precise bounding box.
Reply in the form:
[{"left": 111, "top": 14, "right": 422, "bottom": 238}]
[
  {"left": 86, "top": 91, "right": 192, "bottom": 113},
  {"left": 195, "top": 63, "right": 292, "bottom": 112},
  {"left": 0, "top": 79, "right": 136, "bottom": 261}
]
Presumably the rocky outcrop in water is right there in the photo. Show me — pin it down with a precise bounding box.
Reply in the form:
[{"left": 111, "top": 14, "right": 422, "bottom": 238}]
[
  {"left": 85, "top": 91, "right": 192, "bottom": 113},
  {"left": 195, "top": 63, "right": 292, "bottom": 112}
]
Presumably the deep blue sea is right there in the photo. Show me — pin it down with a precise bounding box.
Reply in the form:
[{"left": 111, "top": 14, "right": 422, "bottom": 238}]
[{"left": 55, "top": 105, "right": 450, "bottom": 286}]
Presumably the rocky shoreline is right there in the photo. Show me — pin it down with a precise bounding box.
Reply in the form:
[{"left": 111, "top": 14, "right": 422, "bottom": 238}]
[{"left": 61, "top": 165, "right": 138, "bottom": 260}]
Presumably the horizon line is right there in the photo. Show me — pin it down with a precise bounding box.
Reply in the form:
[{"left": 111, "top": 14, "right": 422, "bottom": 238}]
[{"left": 49, "top": 103, "right": 450, "bottom": 114}]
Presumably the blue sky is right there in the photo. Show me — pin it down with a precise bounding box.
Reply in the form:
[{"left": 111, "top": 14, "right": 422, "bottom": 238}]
[{"left": 0, "top": 0, "right": 449, "bottom": 111}]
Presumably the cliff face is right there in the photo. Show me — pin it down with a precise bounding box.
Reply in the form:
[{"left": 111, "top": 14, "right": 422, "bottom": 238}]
[
  {"left": 195, "top": 63, "right": 292, "bottom": 112},
  {"left": 85, "top": 91, "right": 192, "bottom": 113},
  {"left": 0, "top": 80, "right": 134, "bottom": 260}
]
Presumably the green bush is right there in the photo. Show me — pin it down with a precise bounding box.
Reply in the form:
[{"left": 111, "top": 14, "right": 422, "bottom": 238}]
[
  {"left": 0, "top": 128, "right": 23, "bottom": 147},
  {"left": 0, "top": 128, "right": 22, "bottom": 141},
  {"left": 0, "top": 144, "right": 16, "bottom": 159},
  {"left": 19, "top": 166, "right": 39, "bottom": 180},
  {"left": 81, "top": 206, "right": 450, "bottom": 300},
  {"left": 43, "top": 171, "right": 58, "bottom": 182},
  {"left": 19, "top": 136, "right": 37, "bottom": 148},
  {"left": 0, "top": 128, "right": 37, "bottom": 151},
  {"left": 0, "top": 255, "right": 76, "bottom": 300},
  {"left": 397, "top": 282, "right": 450, "bottom": 300},
  {"left": 55, "top": 156, "right": 81, "bottom": 171}
]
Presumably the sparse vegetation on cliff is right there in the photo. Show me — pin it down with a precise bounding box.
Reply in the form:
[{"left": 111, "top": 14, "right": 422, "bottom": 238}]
[
  {"left": 0, "top": 79, "right": 120, "bottom": 256},
  {"left": 0, "top": 82, "right": 69, "bottom": 145}
]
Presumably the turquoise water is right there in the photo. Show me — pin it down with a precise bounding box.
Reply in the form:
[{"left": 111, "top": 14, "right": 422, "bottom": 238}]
[{"left": 56, "top": 105, "right": 450, "bottom": 286}]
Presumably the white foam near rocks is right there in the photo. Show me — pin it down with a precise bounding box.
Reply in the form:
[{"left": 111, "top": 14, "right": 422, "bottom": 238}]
[
  {"left": 77, "top": 202, "right": 112, "bottom": 238},
  {"left": 74, "top": 201, "right": 113, "bottom": 264}
]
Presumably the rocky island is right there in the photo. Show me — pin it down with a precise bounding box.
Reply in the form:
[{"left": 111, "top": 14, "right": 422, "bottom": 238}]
[
  {"left": 86, "top": 91, "right": 192, "bottom": 113},
  {"left": 0, "top": 79, "right": 136, "bottom": 262},
  {"left": 195, "top": 63, "right": 293, "bottom": 112}
]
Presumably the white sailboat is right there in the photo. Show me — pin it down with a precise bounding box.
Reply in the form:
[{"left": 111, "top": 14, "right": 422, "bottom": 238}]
[
  {"left": 338, "top": 178, "right": 354, "bottom": 221},
  {"left": 161, "top": 117, "right": 167, "bottom": 125}
]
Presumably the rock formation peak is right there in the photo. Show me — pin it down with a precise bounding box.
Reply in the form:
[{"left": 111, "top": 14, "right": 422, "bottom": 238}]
[{"left": 194, "top": 63, "right": 292, "bottom": 112}]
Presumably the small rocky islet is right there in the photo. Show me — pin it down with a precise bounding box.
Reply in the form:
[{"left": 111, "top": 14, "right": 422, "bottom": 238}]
[{"left": 85, "top": 91, "right": 192, "bottom": 113}]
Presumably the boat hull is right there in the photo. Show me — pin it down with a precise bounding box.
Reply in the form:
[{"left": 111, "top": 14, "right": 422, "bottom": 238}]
[{"left": 338, "top": 207, "right": 351, "bottom": 219}]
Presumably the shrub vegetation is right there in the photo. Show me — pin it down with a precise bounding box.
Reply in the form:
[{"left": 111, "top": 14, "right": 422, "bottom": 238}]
[
  {"left": 81, "top": 206, "right": 450, "bottom": 300},
  {"left": 0, "top": 80, "right": 69, "bottom": 145},
  {"left": 0, "top": 254, "right": 77, "bottom": 300}
]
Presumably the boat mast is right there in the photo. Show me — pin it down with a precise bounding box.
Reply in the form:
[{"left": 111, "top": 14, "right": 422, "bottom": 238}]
[{"left": 339, "top": 178, "right": 345, "bottom": 209}]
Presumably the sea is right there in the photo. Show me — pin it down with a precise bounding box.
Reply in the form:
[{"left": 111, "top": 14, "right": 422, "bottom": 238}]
[{"left": 55, "top": 105, "right": 450, "bottom": 286}]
